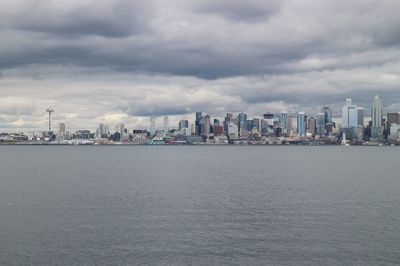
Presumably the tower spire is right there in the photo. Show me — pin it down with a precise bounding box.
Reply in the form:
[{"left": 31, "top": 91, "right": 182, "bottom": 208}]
[{"left": 46, "top": 107, "right": 54, "bottom": 131}]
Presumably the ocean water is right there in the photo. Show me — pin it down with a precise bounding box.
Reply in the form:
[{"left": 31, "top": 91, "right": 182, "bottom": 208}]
[{"left": 0, "top": 146, "right": 399, "bottom": 265}]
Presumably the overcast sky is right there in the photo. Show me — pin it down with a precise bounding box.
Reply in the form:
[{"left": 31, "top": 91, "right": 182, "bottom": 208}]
[{"left": 1, "top": 0, "right": 400, "bottom": 131}]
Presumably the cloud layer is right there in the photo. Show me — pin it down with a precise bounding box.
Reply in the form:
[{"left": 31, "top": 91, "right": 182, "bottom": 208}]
[{"left": 1, "top": 0, "right": 400, "bottom": 131}]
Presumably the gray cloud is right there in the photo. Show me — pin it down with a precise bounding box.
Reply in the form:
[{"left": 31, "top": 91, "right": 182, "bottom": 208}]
[
  {"left": 1, "top": 0, "right": 400, "bottom": 130},
  {"left": 1, "top": 0, "right": 154, "bottom": 37},
  {"left": 189, "top": 0, "right": 282, "bottom": 22}
]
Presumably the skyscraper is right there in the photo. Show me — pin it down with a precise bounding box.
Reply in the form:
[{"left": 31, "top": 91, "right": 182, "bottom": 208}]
[
  {"left": 387, "top": 112, "right": 400, "bottom": 135},
  {"left": 119, "top": 124, "right": 125, "bottom": 137},
  {"left": 279, "top": 112, "right": 288, "bottom": 132},
  {"left": 387, "top": 112, "right": 400, "bottom": 126},
  {"left": 342, "top": 99, "right": 358, "bottom": 128},
  {"left": 178, "top": 120, "right": 189, "bottom": 131},
  {"left": 297, "top": 112, "right": 305, "bottom": 136},
  {"left": 195, "top": 112, "right": 202, "bottom": 135},
  {"left": 307, "top": 117, "right": 316, "bottom": 135},
  {"left": 316, "top": 113, "right": 325, "bottom": 137},
  {"left": 163, "top": 115, "right": 169, "bottom": 131},
  {"left": 224, "top": 113, "right": 233, "bottom": 134},
  {"left": 287, "top": 115, "right": 294, "bottom": 134},
  {"left": 201, "top": 115, "right": 211, "bottom": 136},
  {"left": 357, "top": 107, "right": 364, "bottom": 127},
  {"left": 371, "top": 95, "right": 383, "bottom": 138},
  {"left": 238, "top": 113, "right": 247, "bottom": 135},
  {"left": 371, "top": 95, "right": 382, "bottom": 127},
  {"left": 150, "top": 115, "right": 156, "bottom": 133},
  {"left": 58, "top": 123, "right": 65, "bottom": 140},
  {"left": 321, "top": 106, "right": 332, "bottom": 124}
]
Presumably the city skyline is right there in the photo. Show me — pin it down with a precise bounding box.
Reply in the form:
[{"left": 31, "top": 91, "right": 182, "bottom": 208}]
[
  {"left": 2, "top": 94, "right": 400, "bottom": 145},
  {"left": 1, "top": 1, "right": 400, "bottom": 130},
  {"left": 0, "top": 95, "right": 396, "bottom": 132}
]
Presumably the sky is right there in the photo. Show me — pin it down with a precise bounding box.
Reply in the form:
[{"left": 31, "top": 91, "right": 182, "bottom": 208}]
[{"left": 1, "top": 0, "right": 400, "bottom": 131}]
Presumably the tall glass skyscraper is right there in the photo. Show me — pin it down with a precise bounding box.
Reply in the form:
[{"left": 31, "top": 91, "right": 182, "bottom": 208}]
[
  {"left": 371, "top": 95, "right": 382, "bottom": 127},
  {"left": 316, "top": 113, "right": 325, "bottom": 137},
  {"left": 357, "top": 107, "right": 364, "bottom": 127},
  {"left": 279, "top": 112, "right": 288, "bottom": 132},
  {"left": 321, "top": 106, "right": 332, "bottom": 124},
  {"left": 342, "top": 99, "right": 358, "bottom": 128},
  {"left": 195, "top": 112, "right": 203, "bottom": 135},
  {"left": 371, "top": 95, "right": 383, "bottom": 138},
  {"left": 238, "top": 112, "right": 247, "bottom": 136},
  {"left": 297, "top": 112, "right": 305, "bottom": 136}
]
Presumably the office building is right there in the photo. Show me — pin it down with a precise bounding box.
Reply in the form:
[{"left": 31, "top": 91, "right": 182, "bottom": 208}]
[
  {"left": 201, "top": 115, "right": 211, "bottom": 136},
  {"left": 316, "top": 113, "right": 325, "bottom": 137},
  {"left": 357, "top": 107, "right": 364, "bottom": 127},
  {"left": 297, "top": 112, "right": 305, "bottom": 136},
  {"left": 178, "top": 120, "right": 189, "bottom": 131},
  {"left": 150, "top": 115, "right": 156, "bottom": 133},
  {"left": 279, "top": 112, "right": 288, "bottom": 133},
  {"left": 195, "top": 112, "right": 202, "bottom": 135},
  {"left": 342, "top": 99, "right": 358, "bottom": 128},
  {"left": 371, "top": 95, "right": 383, "bottom": 138},
  {"left": 163, "top": 116, "right": 169, "bottom": 131}
]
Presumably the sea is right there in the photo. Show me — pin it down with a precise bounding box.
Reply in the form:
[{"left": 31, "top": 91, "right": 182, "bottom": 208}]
[{"left": 0, "top": 145, "right": 399, "bottom": 265}]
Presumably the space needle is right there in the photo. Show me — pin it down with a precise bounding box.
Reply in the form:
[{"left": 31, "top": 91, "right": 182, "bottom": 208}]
[{"left": 46, "top": 107, "right": 54, "bottom": 131}]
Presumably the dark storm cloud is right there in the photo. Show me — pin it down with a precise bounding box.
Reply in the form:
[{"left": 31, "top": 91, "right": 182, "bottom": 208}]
[
  {"left": 2, "top": 0, "right": 153, "bottom": 37},
  {"left": 2, "top": 0, "right": 400, "bottom": 79}
]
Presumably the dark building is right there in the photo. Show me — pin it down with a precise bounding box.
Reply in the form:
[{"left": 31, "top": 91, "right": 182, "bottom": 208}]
[
  {"left": 387, "top": 112, "right": 400, "bottom": 126},
  {"left": 178, "top": 120, "right": 189, "bottom": 131},
  {"left": 195, "top": 112, "right": 202, "bottom": 135},
  {"left": 112, "top": 132, "right": 121, "bottom": 141},
  {"left": 263, "top": 113, "right": 274, "bottom": 120},
  {"left": 75, "top": 130, "right": 91, "bottom": 139}
]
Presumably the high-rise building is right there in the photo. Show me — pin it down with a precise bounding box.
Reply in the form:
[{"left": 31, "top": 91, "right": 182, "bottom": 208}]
[
  {"left": 279, "top": 112, "right": 288, "bottom": 132},
  {"left": 98, "top": 123, "right": 106, "bottom": 136},
  {"left": 244, "top": 119, "right": 252, "bottom": 131},
  {"left": 238, "top": 113, "right": 247, "bottom": 135},
  {"left": 371, "top": 95, "right": 383, "bottom": 138},
  {"left": 228, "top": 122, "right": 239, "bottom": 138},
  {"left": 307, "top": 117, "right": 316, "bottom": 135},
  {"left": 321, "top": 106, "right": 332, "bottom": 124},
  {"left": 263, "top": 113, "right": 274, "bottom": 126},
  {"left": 316, "top": 113, "right": 325, "bottom": 137},
  {"left": 178, "top": 120, "right": 189, "bottom": 131},
  {"left": 342, "top": 99, "right": 358, "bottom": 128},
  {"left": 58, "top": 123, "right": 65, "bottom": 140},
  {"left": 195, "top": 112, "right": 202, "bottom": 135},
  {"left": 253, "top": 118, "right": 261, "bottom": 131},
  {"left": 150, "top": 115, "right": 156, "bottom": 133},
  {"left": 297, "top": 112, "right": 305, "bottom": 136},
  {"left": 387, "top": 112, "right": 400, "bottom": 126},
  {"left": 119, "top": 124, "right": 125, "bottom": 137},
  {"left": 321, "top": 106, "right": 333, "bottom": 135},
  {"left": 387, "top": 112, "right": 400, "bottom": 135},
  {"left": 224, "top": 113, "right": 233, "bottom": 134},
  {"left": 261, "top": 120, "right": 269, "bottom": 134},
  {"left": 163, "top": 116, "right": 169, "bottom": 131},
  {"left": 201, "top": 115, "right": 211, "bottom": 136},
  {"left": 287, "top": 115, "right": 295, "bottom": 134},
  {"left": 357, "top": 107, "right": 364, "bottom": 127},
  {"left": 371, "top": 95, "right": 382, "bottom": 127}
]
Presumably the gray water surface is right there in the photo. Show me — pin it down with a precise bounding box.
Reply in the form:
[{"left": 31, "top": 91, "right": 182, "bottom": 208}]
[{"left": 0, "top": 146, "right": 399, "bottom": 265}]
